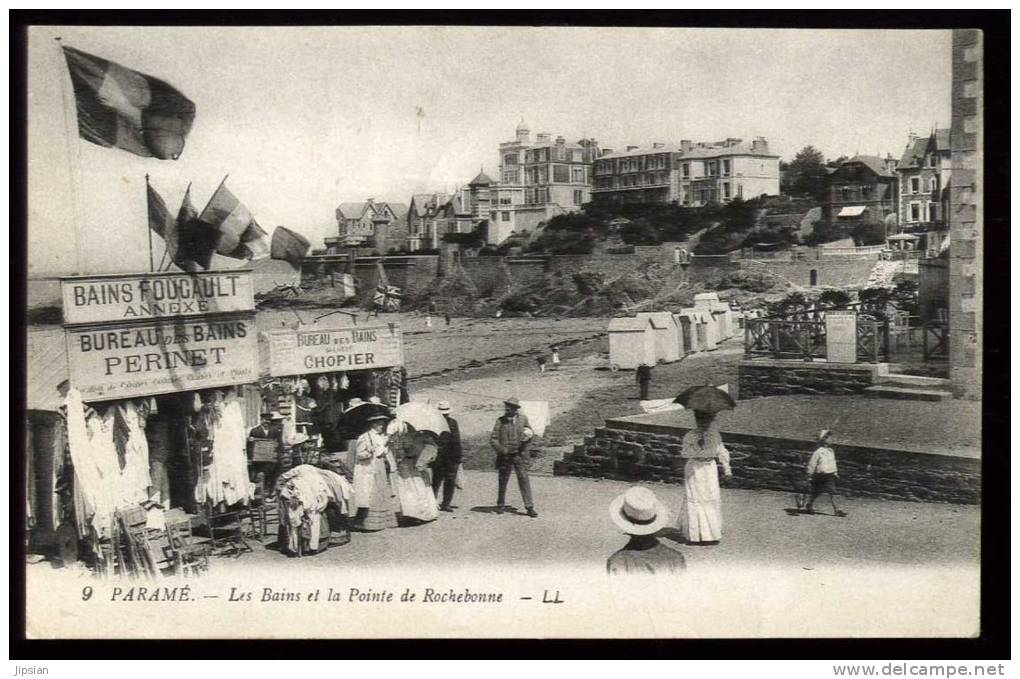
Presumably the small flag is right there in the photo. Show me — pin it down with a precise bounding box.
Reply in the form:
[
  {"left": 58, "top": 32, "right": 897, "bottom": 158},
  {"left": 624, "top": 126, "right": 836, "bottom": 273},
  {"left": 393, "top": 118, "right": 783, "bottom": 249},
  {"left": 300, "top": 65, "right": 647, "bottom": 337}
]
[
  {"left": 232, "top": 219, "right": 270, "bottom": 260},
  {"left": 61, "top": 45, "right": 196, "bottom": 160},
  {"left": 374, "top": 285, "right": 402, "bottom": 312},
  {"left": 171, "top": 184, "right": 214, "bottom": 270},
  {"left": 333, "top": 273, "right": 357, "bottom": 299},
  {"left": 198, "top": 179, "right": 266, "bottom": 260},
  {"left": 146, "top": 181, "right": 176, "bottom": 256},
  {"left": 270, "top": 226, "right": 311, "bottom": 268}
]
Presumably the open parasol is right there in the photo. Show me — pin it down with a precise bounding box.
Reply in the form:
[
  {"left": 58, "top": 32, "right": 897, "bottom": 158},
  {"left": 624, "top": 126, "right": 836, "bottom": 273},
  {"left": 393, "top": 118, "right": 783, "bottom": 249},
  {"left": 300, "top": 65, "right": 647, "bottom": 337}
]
[
  {"left": 395, "top": 401, "right": 450, "bottom": 436},
  {"left": 344, "top": 401, "right": 392, "bottom": 433},
  {"left": 673, "top": 385, "right": 736, "bottom": 414}
]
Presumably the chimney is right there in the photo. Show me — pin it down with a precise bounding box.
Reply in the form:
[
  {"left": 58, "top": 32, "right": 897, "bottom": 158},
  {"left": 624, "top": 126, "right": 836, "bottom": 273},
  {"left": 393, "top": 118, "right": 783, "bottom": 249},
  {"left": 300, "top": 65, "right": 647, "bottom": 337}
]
[
  {"left": 602, "top": 148, "right": 614, "bottom": 156},
  {"left": 751, "top": 136, "right": 769, "bottom": 154},
  {"left": 555, "top": 135, "right": 565, "bottom": 145},
  {"left": 725, "top": 137, "right": 741, "bottom": 147},
  {"left": 680, "top": 140, "right": 692, "bottom": 153},
  {"left": 652, "top": 142, "right": 665, "bottom": 149},
  {"left": 627, "top": 145, "right": 640, "bottom": 152},
  {"left": 537, "top": 132, "right": 551, "bottom": 143}
]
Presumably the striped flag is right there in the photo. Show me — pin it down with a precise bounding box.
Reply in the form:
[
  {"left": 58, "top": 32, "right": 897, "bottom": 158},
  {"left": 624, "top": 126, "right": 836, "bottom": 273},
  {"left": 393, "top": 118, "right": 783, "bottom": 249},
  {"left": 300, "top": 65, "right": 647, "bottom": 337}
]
[
  {"left": 332, "top": 273, "right": 357, "bottom": 299},
  {"left": 146, "top": 181, "right": 176, "bottom": 256},
  {"left": 197, "top": 180, "right": 268, "bottom": 261},
  {"left": 270, "top": 226, "right": 311, "bottom": 268},
  {"left": 61, "top": 46, "right": 196, "bottom": 160}
]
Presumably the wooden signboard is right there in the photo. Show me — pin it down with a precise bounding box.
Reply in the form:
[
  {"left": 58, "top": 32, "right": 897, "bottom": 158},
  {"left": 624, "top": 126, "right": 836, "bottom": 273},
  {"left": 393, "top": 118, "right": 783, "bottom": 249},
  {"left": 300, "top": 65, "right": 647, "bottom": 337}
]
[
  {"left": 65, "top": 313, "right": 259, "bottom": 401},
  {"left": 266, "top": 323, "right": 404, "bottom": 377},
  {"left": 825, "top": 310, "right": 858, "bottom": 364},
  {"left": 61, "top": 271, "right": 255, "bottom": 325}
]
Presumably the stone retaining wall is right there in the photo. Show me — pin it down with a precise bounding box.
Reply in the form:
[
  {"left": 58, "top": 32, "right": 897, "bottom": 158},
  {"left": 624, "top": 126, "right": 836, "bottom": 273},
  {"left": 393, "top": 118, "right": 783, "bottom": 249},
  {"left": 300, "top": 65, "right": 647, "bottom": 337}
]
[
  {"left": 739, "top": 359, "right": 882, "bottom": 398},
  {"left": 553, "top": 419, "right": 979, "bottom": 504}
]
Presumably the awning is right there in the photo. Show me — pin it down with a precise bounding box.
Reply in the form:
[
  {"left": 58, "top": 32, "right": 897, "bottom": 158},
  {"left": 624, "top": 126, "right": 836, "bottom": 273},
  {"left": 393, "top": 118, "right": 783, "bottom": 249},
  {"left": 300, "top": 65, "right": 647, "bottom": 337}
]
[{"left": 837, "top": 206, "right": 867, "bottom": 217}]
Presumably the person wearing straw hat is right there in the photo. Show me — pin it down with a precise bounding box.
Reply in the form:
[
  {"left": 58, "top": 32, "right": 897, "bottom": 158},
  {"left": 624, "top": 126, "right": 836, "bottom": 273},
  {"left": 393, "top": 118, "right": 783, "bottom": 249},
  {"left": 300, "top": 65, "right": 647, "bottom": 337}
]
[
  {"left": 607, "top": 487, "right": 686, "bottom": 576},
  {"left": 490, "top": 397, "right": 537, "bottom": 517},
  {"left": 804, "top": 429, "right": 846, "bottom": 517},
  {"left": 351, "top": 413, "right": 398, "bottom": 531}
]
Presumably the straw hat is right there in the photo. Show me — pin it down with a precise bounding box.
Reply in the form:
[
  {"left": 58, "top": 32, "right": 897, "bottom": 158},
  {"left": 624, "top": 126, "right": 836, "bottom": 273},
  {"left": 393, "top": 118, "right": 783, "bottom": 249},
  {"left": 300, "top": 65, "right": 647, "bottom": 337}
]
[
  {"left": 818, "top": 429, "right": 832, "bottom": 443},
  {"left": 436, "top": 401, "right": 452, "bottom": 413},
  {"left": 504, "top": 397, "right": 521, "bottom": 409},
  {"left": 609, "top": 487, "right": 670, "bottom": 536}
]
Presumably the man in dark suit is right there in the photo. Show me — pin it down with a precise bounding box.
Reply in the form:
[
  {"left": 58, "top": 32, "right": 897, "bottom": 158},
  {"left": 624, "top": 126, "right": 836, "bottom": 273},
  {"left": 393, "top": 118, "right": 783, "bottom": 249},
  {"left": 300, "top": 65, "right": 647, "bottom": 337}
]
[
  {"left": 490, "top": 397, "right": 538, "bottom": 518},
  {"left": 432, "top": 401, "right": 462, "bottom": 512}
]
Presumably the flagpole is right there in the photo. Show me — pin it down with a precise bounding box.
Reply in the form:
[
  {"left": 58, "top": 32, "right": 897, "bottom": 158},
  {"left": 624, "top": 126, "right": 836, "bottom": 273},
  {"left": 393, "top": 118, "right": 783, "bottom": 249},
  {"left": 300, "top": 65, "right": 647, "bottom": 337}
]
[
  {"left": 54, "top": 36, "right": 87, "bottom": 274},
  {"left": 145, "top": 174, "right": 155, "bottom": 272}
]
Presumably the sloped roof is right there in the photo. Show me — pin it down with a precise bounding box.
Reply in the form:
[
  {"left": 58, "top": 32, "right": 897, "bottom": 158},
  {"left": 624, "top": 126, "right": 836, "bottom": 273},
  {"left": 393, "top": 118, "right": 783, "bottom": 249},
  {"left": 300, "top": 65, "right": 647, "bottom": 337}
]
[
  {"left": 27, "top": 328, "right": 69, "bottom": 412},
  {"left": 897, "top": 138, "right": 928, "bottom": 170},
  {"left": 469, "top": 171, "right": 494, "bottom": 185},
  {"left": 636, "top": 311, "right": 677, "bottom": 329},
  {"left": 934, "top": 128, "right": 950, "bottom": 151},
  {"left": 681, "top": 141, "right": 777, "bottom": 159},
  {"left": 608, "top": 316, "right": 652, "bottom": 332},
  {"left": 338, "top": 202, "right": 368, "bottom": 219},
  {"left": 847, "top": 155, "right": 895, "bottom": 178},
  {"left": 385, "top": 202, "right": 409, "bottom": 220}
]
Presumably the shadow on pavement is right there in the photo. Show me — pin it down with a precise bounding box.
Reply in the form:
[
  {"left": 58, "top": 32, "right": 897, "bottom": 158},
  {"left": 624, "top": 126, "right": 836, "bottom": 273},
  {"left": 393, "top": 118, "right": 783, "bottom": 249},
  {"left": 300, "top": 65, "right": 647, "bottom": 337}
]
[{"left": 470, "top": 505, "right": 518, "bottom": 514}]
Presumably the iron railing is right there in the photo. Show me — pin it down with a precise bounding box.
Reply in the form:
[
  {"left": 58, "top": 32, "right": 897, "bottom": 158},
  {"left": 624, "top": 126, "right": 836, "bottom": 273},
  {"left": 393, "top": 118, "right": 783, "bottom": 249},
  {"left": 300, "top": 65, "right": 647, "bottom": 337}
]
[{"left": 744, "top": 317, "right": 889, "bottom": 363}]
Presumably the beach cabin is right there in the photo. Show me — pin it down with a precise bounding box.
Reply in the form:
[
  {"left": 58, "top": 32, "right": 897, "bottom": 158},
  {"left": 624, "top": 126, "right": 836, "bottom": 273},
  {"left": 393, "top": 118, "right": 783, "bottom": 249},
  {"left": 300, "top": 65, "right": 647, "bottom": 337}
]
[
  {"left": 682, "top": 308, "right": 715, "bottom": 351},
  {"left": 607, "top": 316, "right": 657, "bottom": 370},
  {"left": 694, "top": 292, "right": 732, "bottom": 341},
  {"left": 673, "top": 312, "right": 695, "bottom": 355},
  {"left": 635, "top": 312, "right": 681, "bottom": 363}
]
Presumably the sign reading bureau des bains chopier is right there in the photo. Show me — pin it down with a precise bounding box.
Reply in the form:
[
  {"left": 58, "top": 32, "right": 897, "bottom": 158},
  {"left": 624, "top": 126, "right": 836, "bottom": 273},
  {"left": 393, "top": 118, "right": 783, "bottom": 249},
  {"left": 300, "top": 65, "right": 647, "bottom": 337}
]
[
  {"left": 60, "top": 271, "right": 255, "bottom": 325},
  {"left": 61, "top": 271, "right": 259, "bottom": 401},
  {"left": 266, "top": 323, "right": 404, "bottom": 377}
]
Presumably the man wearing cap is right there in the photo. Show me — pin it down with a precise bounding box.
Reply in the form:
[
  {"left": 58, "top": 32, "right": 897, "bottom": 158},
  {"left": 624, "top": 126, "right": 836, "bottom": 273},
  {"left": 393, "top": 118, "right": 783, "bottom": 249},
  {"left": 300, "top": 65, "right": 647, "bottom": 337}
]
[
  {"left": 607, "top": 486, "right": 686, "bottom": 575},
  {"left": 249, "top": 411, "right": 285, "bottom": 494},
  {"left": 490, "top": 397, "right": 538, "bottom": 517},
  {"left": 432, "top": 401, "right": 462, "bottom": 512}
]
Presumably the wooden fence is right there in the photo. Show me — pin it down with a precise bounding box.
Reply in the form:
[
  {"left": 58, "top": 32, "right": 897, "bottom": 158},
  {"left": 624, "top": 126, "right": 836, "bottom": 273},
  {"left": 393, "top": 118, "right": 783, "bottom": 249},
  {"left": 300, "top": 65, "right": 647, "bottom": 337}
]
[{"left": 744, "top": 317, "right": 889, "bottom": 363}]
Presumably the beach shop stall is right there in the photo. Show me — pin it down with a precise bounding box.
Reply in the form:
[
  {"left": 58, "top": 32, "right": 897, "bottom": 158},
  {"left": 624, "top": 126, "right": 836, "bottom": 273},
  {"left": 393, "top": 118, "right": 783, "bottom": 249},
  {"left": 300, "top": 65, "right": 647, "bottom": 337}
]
[
  {"left": 635, "top": 311, "right": 681, "bottom": 364},
  {"left": 608, "top": 316, "right": 657, "bottom": 370},
  {"left": 258, "top": 318, "right": 406, "bottom": 554},
  {"left": 32, "top": 270, "right": 264, "bottom": 576}
]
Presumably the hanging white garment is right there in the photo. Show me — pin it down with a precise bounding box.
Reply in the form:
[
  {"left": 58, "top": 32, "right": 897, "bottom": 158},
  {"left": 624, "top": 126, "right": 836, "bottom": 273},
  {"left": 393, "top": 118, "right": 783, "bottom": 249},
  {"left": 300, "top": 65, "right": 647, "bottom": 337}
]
[
  {"left": 117, "top": 401, "right": 152, "bottom": 504},
  {"left": 63, "top": 389, "right": 105, "bottom": 537},
  {"left": 205, "top": 398, "right": 254, "bottom": 506}
]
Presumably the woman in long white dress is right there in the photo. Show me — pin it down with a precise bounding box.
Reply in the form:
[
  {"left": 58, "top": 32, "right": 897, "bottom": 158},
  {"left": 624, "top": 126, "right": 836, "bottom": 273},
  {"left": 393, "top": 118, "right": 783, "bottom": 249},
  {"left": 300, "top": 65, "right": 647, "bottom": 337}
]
[
  {"left": 351, "top": 416, "right": 398, "bottom": 531},
  {"left": 389, "top": 426, "right": 440, "bottom": 524},
  {"left": 678, "top": 410, "right": 732, "bottom": 544}
]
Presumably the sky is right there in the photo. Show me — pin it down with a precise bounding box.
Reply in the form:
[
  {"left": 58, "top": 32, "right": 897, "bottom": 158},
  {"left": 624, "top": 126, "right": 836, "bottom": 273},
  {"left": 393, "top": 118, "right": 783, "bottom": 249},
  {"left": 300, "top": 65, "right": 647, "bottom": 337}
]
[{"left": 26, "top": 26, "right": 952, "bottom": 275}]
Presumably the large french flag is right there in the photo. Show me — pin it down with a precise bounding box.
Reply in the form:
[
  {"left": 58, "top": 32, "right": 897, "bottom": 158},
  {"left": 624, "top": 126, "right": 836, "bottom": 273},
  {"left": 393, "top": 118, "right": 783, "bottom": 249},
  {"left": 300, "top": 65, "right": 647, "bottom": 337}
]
[
  {"left": 61, "top": 46, "right": 196, "bottom": 160},
  {"left": 197, "top": 180, "right": 270, "bottom": 261}
]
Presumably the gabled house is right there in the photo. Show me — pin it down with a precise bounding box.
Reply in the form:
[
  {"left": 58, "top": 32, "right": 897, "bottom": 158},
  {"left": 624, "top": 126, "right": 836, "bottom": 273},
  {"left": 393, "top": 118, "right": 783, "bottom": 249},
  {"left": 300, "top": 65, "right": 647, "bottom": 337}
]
[
  {"left": 327, "top": 198, "right": 408, "bottom": 253},
  {"left": 823, "top": 155, "right": 899, "bottom": 233},
  {"left": 895, "top": 129, "right": 951, "bottom": 232}
]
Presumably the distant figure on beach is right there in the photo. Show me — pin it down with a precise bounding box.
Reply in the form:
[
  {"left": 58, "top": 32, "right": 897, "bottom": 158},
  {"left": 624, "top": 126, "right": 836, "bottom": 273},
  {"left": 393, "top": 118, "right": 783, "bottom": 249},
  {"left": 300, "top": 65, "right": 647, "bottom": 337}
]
[
  {"left": 804, "top": 430, "right": 846, "bottom": 517},
  {"left": 444, "top": 313, "right": 451, "bottom": 326},
  {"left": 550, "top": 347, "right": 561, "bottom": 370},
  {"left": 678, "top": 410, "right": 732, "bottom": 544},
  {"left": 537, "top": 355, "right": 547, "bottom": 373},
  {"left": 607, "top": 486, "right": 685, "bottom": 576},
  {"left": 495, "top": 309, "right": 503, "bottom": 319},
  {"left": 636, "top": 363, "right": 653, "bottom": 400},
  {"left": 425, "top": 315, "right": 432, "bottom": 328},
  {"left": 432, "top": 401, "right": 462, "bottom": 512}
]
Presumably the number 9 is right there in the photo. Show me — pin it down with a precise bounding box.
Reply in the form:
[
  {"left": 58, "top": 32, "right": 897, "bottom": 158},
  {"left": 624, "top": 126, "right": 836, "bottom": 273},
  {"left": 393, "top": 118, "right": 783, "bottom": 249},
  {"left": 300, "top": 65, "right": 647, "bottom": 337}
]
[{"left": 81, "top": 586, "right": 93, "bottom": 601}]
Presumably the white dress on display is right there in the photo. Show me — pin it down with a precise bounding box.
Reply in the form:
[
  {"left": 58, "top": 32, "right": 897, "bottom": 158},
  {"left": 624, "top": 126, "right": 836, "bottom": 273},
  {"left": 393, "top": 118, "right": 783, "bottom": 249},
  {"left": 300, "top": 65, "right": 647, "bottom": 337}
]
[{"left": 205, "top": 397, "right": 255, "bottom": 507}]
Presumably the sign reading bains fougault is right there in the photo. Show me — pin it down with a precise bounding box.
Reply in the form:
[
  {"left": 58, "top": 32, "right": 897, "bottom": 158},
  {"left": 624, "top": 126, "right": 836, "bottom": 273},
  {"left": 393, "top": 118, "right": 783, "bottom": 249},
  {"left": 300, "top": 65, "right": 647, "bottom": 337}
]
[
  {"left": 266, "top": 322, "right": 404, "bottom": 377},
  {"left": 66, "top": 314, "right": 260, "bottom": 401},
  {"left": 62, "top": 271, "right": 259, "bottom": 401},
  {"left": 60, "top": 271, "right": 254, "bottom": 325}
]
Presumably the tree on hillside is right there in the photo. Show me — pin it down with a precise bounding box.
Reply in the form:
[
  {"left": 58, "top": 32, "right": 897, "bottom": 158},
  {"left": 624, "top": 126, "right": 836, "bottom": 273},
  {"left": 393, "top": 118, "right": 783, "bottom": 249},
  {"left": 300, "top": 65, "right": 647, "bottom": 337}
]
[
  {"left": 784, "top": 146, "right": 829, "bottom": 202},
  {"left": 619, "top": 218, "right": 659, "bottom": 245}
]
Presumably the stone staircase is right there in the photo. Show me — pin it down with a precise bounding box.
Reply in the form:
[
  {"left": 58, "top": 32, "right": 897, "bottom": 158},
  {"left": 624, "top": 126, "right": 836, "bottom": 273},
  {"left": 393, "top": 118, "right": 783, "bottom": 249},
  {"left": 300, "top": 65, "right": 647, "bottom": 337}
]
[{"left": 863, "top": 373, "right": 953, "bottom": 401}]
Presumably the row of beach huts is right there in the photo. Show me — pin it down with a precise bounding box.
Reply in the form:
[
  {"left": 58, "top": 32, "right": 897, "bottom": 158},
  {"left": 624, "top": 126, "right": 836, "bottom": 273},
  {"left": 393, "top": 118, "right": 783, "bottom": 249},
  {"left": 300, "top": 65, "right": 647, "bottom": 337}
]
[{"left": 607, "top": 292, "right": 754, "bottom": 370}]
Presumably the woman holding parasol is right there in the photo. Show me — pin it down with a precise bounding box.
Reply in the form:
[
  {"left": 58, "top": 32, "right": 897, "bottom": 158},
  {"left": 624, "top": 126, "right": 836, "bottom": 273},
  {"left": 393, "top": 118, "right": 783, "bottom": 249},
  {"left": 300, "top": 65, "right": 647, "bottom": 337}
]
[{"left": 673, "top": 385, "right": 735, "bottom": 544}]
